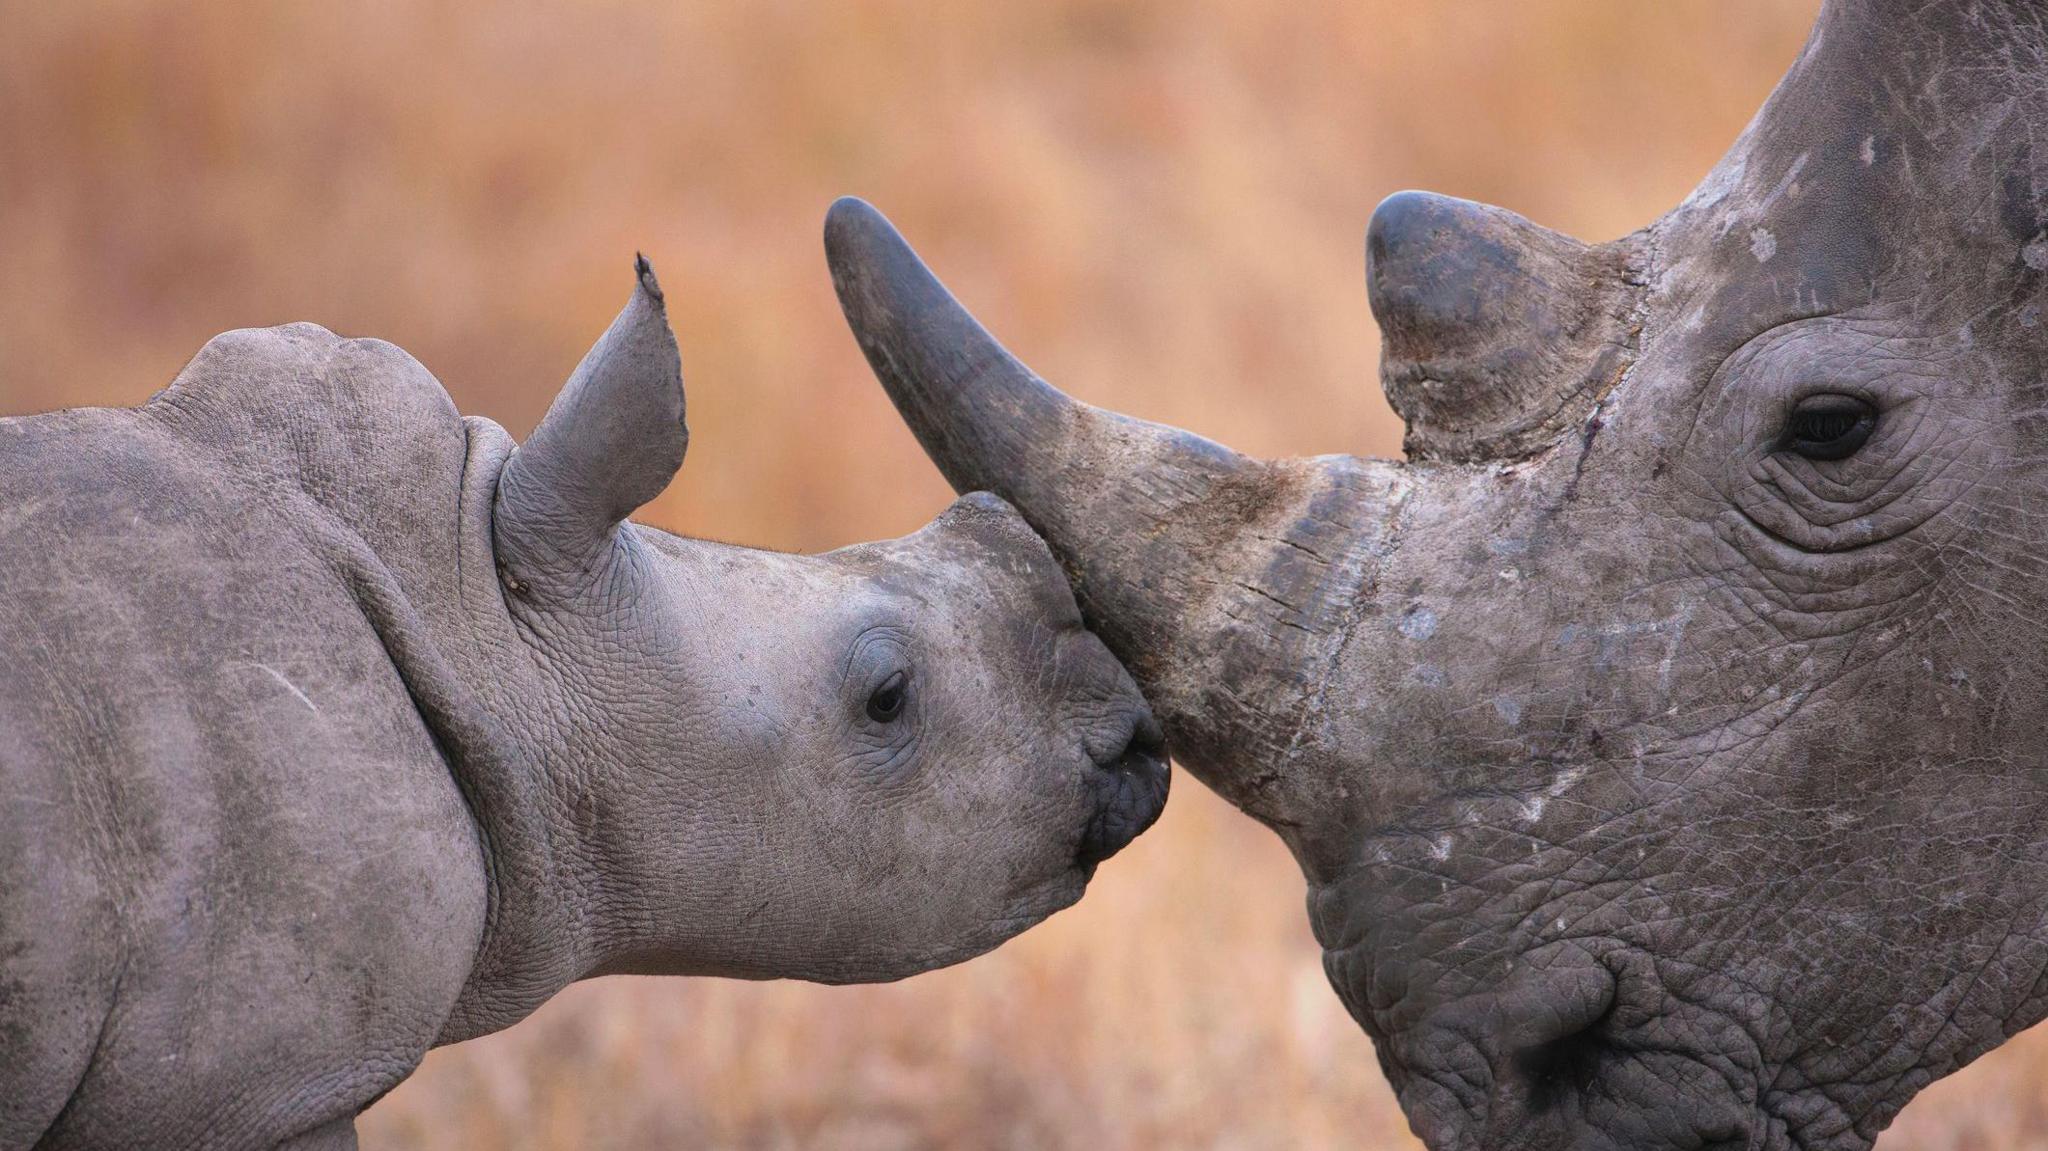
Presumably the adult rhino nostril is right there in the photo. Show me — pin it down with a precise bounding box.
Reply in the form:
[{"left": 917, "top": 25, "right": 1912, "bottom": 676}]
[
  {"left": 1454, "top": 949, "right": 1620, "bottom": 1115},
  {"left": 1075, "top": 716, "right": 1171, "bottom": 869},
  {"left": 1512, "top": 1002, "right": 1618, "bottom": 1115}
]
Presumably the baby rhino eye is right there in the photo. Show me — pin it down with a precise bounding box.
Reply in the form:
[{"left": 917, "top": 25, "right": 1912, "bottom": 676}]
[
  {"left": 866, "top": 671, "right": 908, "bottom": 723},
  {"left": 1783, "top": 393, "right": 1877, "bottom": 461}
]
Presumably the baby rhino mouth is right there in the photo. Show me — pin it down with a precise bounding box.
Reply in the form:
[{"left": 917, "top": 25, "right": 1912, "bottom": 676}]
[{"left": 1076, "top": 714, "right": 1170, "bottom": 869}]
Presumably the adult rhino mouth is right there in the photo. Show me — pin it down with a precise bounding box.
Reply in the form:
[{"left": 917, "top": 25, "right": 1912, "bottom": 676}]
[
  {"left": 1314, "top": 819, "right": 1780, "bottom": 1151},
  {"left": 1381, "top": 952, "right": 1767, "bottom": 1151},
  {"left": 1076, "top": 713, "right": 1170, "bottom": 870}
]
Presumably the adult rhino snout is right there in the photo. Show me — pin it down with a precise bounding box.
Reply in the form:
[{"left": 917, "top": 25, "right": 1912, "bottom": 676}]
[{"left": 1076, "top": 709, "right": 1168, "bottom": 869}]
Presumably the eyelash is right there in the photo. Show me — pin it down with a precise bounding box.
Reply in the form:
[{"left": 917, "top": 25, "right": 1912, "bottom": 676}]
[
  {"left": 866, "top": 671, "right": 908, "bottom": 723},
  {"left": 1781, "top": 394, "right": 1877, "bottom": 460}
]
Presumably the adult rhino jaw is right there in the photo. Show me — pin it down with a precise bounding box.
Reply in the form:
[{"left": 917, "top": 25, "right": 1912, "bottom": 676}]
[{"left": 834, "top": 0, "right": 2048, "bottom": 1147}]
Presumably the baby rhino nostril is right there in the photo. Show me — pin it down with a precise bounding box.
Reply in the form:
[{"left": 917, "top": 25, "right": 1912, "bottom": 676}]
[
  {"left": 1075, "top": 714, "right": 1170, "bottom": 869},
  {"left": 1122, "top": 711, "right": 1166, "bottom": 762}
]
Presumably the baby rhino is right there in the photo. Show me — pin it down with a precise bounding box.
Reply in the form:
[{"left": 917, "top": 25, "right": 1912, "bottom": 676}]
[{"left": 0, "top": 257, "right": 1168, "bottom": 1150}]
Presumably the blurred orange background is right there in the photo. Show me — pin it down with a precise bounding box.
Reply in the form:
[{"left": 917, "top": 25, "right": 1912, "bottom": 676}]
[{"left": 4, "top": 2, "right": 2042, "bottom": 1147}]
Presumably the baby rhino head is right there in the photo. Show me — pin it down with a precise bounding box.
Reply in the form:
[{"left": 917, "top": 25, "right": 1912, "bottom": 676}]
[{"left": 489, "top": 259, "right": 1166, "bottom": 985}]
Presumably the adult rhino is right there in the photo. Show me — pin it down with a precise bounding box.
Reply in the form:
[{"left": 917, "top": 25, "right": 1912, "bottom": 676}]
[
  {"left": 826, "top": 0, "right": 2048, "bottom": 1146},
  {"left": 0, "top": 258, "right": 1168, "bottom": 1150}
]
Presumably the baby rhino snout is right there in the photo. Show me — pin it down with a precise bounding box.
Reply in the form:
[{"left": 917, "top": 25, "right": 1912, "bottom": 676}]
[
  {"left": 1076, "top": 707, "right": 1168, "bottom": 869},
  {"left": 925, "top": 490, "right": 1169, "bottom": 868}
]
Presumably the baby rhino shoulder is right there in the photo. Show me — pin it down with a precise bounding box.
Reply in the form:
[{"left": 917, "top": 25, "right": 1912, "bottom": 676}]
[
  {"left": 144, "top": 322, "right": 474, "bottom": 508},
  {"left": 0, "top": 323, "right": 493, "bottom": 1150}
]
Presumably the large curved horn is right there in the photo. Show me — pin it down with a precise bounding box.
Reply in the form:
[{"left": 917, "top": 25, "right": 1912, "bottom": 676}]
[{"left": 826, "top": 198, "right": 1398, "bottom": 813}]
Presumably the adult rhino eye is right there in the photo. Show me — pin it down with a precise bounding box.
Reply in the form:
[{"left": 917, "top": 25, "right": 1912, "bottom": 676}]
[
  {"left": 865, "top": 671, "right": 908, "bottom": 723},
  {"left": 1783, "top": 393, "right": 1877, "bottom": 460}
]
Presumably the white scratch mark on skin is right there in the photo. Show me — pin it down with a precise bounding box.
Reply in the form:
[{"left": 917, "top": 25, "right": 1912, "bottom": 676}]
[
  {"left": 1860, "top": 135, "right": 1877, "bottom": 165},
  {"left": 1545, "top": 765, "right": 1587, "bottom": 798},
  {"left": 1519, "top": 763, "right": 1590, "bottom": 823},
  {"left": 249, "top": 663, "right": 318, "bottom": 714},
  {"left": 1569, "top": 606, "right": 1692, "bottom": 700},
  {"left": 1429, "top": 835, "right": 1453, "bottom": 862},
  {"left": 1757, "top": 151, "right": 1809, "bottom": 213},
  {"left": 1749, "top": 227, "right": 1778, "bottom": 263},
  {"left": 1655, "top": 602, "right": 1695, "bottom": 697}
]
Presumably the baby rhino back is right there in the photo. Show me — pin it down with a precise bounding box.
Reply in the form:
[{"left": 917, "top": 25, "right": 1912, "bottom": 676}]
[{"left": 0, "top": 350, "right": 487, "bottom": 1149}]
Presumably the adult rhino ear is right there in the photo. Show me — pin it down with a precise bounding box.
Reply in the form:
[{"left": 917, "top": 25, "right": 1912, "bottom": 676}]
[{"left": 495, "top": 256, "right": 686, "bottom": 596}]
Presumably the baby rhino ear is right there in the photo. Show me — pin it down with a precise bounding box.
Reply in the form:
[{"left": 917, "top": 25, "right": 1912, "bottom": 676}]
[{"left": 496, "top": 256, "right": 687, "bottom": 593}]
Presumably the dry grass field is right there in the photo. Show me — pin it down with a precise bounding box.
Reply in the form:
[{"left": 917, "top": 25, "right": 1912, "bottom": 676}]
[{"left": 5, "top": 1, "right": 2046, "bottom": 1146}]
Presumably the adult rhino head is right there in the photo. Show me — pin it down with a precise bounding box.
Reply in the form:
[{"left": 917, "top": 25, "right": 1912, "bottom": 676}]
[{"left": 827, "top": 1, "right": 2048, "bottom": 1147}]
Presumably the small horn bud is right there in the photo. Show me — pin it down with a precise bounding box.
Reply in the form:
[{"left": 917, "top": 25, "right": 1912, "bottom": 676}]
[{"left": 1366, "top": 191, "right": 1641, "bottom": 463}]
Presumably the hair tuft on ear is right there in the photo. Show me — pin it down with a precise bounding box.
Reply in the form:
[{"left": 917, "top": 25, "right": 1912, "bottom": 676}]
[{"left": 634, "top": 252, "right": 664, "bottom": 304}]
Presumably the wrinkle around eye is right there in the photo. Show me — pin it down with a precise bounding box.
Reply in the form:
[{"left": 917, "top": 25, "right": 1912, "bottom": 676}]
[
  {"left": 1707, "top": 508, "right": 1949, "bottom": 643},
  {"left": 1734, "top": 430, "right": 1968, "bottom": 555},
  {"left": 843, "top": 623, "right": 914, "bottom": 678},
  {"left": 1723, "top": 491, "right": 1947, "bottom": 559},
  {"left": 1755, "top": 456, "right": 1921, "bottom": 529},
  {"left": 838, "top": 704, "right": 923, "bottom": 776},
  {"left": 843, "top": 738, "right": 920, "bottom": 777}
]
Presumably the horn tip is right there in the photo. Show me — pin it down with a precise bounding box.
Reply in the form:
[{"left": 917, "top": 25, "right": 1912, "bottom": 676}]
[
  {"left": 823, "top": 196, "right": 913, "bottom": 282},
  {"left": 825, "top": 194, "right": 887, "bottom": 239},
  {"left": 632, "top": 252, "right": 665, "bottom": 307}
]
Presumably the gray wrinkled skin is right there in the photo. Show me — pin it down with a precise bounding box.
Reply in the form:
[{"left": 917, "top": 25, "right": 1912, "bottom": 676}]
[
  {"left": 0, "top": 259, "right": 1167, "bottom": 1151},
  {"left": 827, "top": 1, "right": 2048, "bottom": 1147}
]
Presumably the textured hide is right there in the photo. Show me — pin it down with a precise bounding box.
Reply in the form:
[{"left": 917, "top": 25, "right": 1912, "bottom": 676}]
[
  {"left": 832, "top": 1, "right": 2048, "bottom": 1146},
  {"left": 0, "top": 267, "right": 1167, "bottom": 1149}
]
